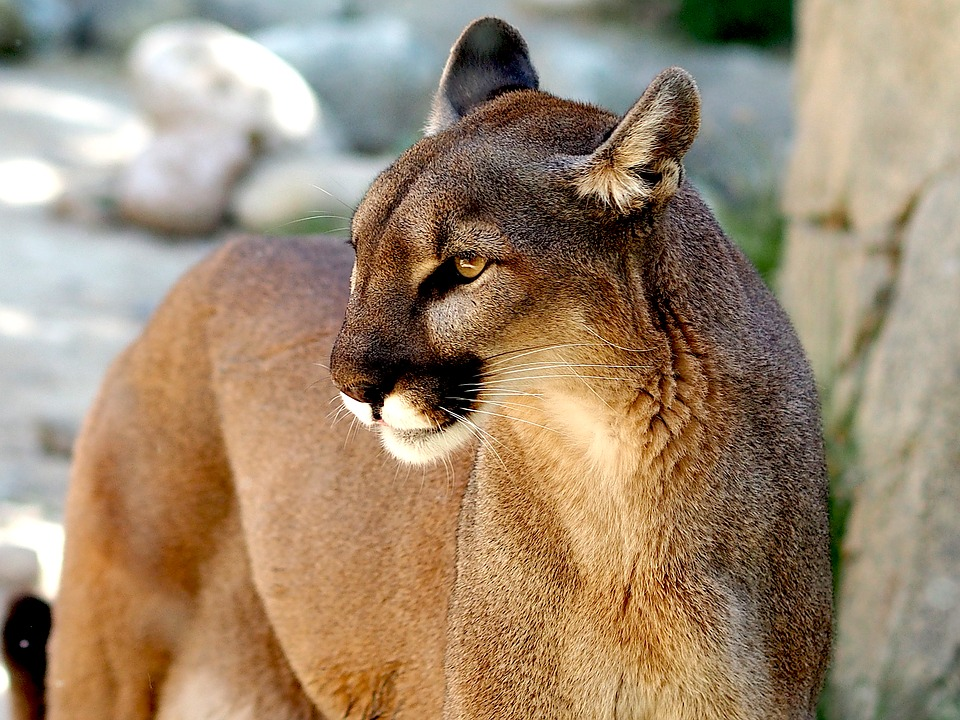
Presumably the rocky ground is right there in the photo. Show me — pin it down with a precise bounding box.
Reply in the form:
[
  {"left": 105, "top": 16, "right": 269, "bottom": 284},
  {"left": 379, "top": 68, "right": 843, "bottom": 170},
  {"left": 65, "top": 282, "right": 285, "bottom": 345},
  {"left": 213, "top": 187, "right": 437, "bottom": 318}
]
[{"left": 0, "top": 5, "right": 793, "bottom": 712}]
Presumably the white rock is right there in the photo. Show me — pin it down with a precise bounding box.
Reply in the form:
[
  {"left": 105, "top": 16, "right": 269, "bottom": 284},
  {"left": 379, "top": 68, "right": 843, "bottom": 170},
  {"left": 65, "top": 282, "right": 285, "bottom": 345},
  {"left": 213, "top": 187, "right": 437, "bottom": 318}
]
[
  {"left": 129, "top": 20, "right": 320, "bottom": 149},
  {"left": 119, "top": 124, "right": 252, "bottom": 235},
  {"left": 231, "top": 151, "right": 391, "bottom": 233}
]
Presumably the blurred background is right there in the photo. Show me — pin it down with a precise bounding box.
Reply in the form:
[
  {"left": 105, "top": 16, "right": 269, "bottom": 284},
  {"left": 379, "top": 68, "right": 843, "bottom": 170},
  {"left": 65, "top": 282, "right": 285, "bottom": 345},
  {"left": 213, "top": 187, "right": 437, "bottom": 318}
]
[{"left": 0, "top": 0, "right": 957, "bottom": 717}]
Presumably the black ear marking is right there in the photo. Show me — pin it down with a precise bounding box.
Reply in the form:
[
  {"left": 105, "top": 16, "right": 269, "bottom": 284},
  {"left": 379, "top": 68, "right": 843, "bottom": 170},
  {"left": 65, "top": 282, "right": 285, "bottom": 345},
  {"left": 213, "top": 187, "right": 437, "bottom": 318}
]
[{"left": 426, "top": 17, "right": 539, "bottom": 135}]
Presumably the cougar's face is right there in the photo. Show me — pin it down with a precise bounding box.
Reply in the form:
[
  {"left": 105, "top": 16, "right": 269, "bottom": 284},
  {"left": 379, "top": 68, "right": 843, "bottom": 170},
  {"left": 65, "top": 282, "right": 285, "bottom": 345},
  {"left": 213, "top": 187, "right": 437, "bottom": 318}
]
[
  {"left": 331, "top": 88, "right": 652, "bottom": 463},
  {"left": 330, "top": 159, "right": 521, "bottom": 463},
  {"left": 330, "top": 150, "right": 590, "bottom": 462}
]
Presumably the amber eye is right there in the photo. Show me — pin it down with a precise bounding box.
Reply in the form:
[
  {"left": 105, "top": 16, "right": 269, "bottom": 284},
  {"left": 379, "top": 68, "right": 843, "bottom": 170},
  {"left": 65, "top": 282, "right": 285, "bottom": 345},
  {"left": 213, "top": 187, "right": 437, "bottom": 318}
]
[{"left": 454, "top": 256, "right": 488, "bottom": 280}]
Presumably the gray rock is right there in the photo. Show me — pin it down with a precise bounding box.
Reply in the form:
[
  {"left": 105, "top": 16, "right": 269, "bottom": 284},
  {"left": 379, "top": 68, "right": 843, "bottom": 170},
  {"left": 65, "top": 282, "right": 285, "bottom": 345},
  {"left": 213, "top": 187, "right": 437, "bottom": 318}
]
[
  {"left": 778, "top": 221, "right": 894, "bottom": 436},
  {"left": 193, "top": 0, "right": 344, "bottom": 34},
  {"left": 255, "top": 16, "right": 435, "bottom": 153},
  {"left": 118, "top": 124, "right": 252, "bottom": 234},
  {"left": 826, "top": 171, "right": 960, "bottom": 720},
  {"left": 780, "top": 0, "right": 960, "bottom": 716},
  {"left": 231, "top": 150, "right": 390, "bottom": 233},
  {"left": 532, "top": 29, "right": 638, "bottom": 108},
  {"left": 682, "top": 47, "right": 792, "bottom": 214},
  {"left": 784, "top": 0, "right": 960, "bottom": 234},
  {"left": 129, "top": 20, "right": 321, "bottom": 149},
  {"left": 7, "top": 0, "right": 75, "bottom": 49},
  {"left": 512, "top": 0, "right": 615, "bottom": 11},
  {"left": 35, "top": 417, "right": 78, "bottom": 459},
  {"left": 73, "top": 0, "right": 196, "bottom": 51},
  {"left": 71, "top": 0, "right": 347, "bottom": 50}
]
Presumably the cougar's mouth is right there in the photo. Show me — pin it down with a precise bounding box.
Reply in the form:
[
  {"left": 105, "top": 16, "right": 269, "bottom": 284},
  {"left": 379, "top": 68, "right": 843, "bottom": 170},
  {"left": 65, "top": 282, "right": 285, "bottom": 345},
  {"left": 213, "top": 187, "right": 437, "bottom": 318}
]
[
  {"left": 339, "top": 391, "right": 476, "bottom": 465},
  {"left": 378, "top": 420, "right": 475, "bottom": 465}
]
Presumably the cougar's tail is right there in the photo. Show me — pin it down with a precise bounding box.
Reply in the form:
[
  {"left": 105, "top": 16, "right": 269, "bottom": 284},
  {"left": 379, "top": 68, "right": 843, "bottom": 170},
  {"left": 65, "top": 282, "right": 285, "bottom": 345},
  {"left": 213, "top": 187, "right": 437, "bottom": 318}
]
[{"left": 3, "top": 595, "right": 51, "bottom": 720}]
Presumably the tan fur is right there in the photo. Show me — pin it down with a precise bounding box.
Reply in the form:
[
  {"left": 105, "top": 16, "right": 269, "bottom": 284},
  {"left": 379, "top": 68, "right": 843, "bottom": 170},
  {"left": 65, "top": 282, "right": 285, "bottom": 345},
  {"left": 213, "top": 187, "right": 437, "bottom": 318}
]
[{"left": 42, "top": 18, "right": 831, "bottom": 720}]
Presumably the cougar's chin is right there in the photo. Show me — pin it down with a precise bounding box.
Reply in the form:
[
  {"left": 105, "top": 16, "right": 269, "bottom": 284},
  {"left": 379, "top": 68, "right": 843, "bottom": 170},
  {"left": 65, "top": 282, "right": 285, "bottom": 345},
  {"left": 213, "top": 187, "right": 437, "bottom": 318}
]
[
  {"left": 379, "top": 422, "right": 474, "bottom": 465},
  {"left": 339, "top": 391, "right": 475, "bottom": 465}
]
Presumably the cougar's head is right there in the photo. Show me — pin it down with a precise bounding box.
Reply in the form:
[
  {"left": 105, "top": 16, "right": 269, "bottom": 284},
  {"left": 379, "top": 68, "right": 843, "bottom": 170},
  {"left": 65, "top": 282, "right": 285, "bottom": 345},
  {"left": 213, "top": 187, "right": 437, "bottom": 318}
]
[{"left": 330, "top": 17, "right": 700, "bottom": 464}]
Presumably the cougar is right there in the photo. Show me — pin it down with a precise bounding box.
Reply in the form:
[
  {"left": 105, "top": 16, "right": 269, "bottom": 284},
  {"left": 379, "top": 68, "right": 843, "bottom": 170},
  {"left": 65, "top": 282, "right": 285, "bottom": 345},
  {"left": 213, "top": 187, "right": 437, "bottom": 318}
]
[{"left": 12, "top": 16, "right": 832, "bottom": 720}]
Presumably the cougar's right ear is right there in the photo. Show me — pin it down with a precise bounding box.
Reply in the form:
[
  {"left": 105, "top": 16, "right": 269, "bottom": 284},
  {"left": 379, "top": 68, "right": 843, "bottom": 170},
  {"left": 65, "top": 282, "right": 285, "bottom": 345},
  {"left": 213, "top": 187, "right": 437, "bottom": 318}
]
[
  {"left": 572, "top": 67, "right": 700, "bottom": 214},
  {"left": 425, "top": 17, "right": 539, "bottom": 135}
]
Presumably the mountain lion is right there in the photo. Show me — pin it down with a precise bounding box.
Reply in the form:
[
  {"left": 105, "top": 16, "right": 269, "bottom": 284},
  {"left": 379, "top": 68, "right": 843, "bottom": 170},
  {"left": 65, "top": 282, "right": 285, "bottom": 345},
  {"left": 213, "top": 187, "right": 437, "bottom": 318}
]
[{"left": 14, "top": 16, "right": 832, "bottom": 720}]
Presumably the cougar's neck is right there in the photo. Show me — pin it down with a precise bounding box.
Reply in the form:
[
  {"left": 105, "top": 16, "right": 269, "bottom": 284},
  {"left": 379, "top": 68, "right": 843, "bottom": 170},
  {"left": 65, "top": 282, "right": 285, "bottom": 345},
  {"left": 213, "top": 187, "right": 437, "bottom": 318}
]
[{"left": 475, "top": 312, "right": 726, "bottom": 580}]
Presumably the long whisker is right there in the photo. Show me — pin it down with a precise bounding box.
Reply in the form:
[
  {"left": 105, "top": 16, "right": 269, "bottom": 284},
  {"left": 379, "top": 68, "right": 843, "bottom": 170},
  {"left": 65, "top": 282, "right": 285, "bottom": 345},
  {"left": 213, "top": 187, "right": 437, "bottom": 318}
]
[
  {"left": 464, "top": 389, "right": 545, "bottom": 399},
  {"left": 439, "top": 451, "right": 454, "bottom": 490},
  {"left": 482, "top": 342, "right": 601, "bottom": 368},
  {"left": 482, "top": 337, "right": 656, "bottom": 370},
  {"left": 267, "top": 215, "right": 352, "bottom": 236},
  {"left": 442, "top": 406, "right": 508, "bottom": 472},
  {"left": 466, "top": 407, "right": 561, "bottom": 434},
  {"left": 464, "top": 374, "right": 637, "bottom": 386},
  {"left": 443, "top": 407, "right": 503, "bottom": 448},
  {"left": 310, "top": 184, "right": 357, "bottom": 213},
  {"left": 448, "top": 396, "right": 536, "bottom": 413},
  {"left": 554, "top": 354, "right": 614, "bottom": 412},
  {"left": 340, "top": 417, "right": 360, "bottom": 450},
  {"left": 304, "top": 376, "right": 330, "bottom": 391},
  {"left": 326, "top": 403, "right": 350, "bottom": 425},
  {"left": 283, "top": 213, "right": 353, "bottom": 227},
  {"left": 580, "top": 324, "right": 657, "bottom": 354},
  {"left": 483, "top": 361, "right": 651, "bottom": 378}
]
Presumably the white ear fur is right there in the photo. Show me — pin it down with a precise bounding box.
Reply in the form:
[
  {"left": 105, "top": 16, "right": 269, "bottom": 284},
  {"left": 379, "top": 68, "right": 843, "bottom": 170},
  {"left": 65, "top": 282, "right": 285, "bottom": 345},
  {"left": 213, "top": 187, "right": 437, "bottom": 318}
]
[{"left": 575, "top": 67, "right": 701, "bottom": 212}]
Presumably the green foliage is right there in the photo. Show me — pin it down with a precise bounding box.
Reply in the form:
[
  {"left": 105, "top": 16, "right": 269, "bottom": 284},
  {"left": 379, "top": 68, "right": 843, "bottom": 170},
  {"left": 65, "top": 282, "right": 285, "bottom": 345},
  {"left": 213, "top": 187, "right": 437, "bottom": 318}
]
[
  {"left": 0, "top": 2, "right": 30, "bottom": 60},
  {"left": 678, "top": 0, "right": 793, "bottom": 46},
  {"left": 707, "top": 190, "right": 784, "bottom": 285},
  {"left": 724, "top": 206, "right": 784, "bottom": 283},
  {"left": 824, "top": 416, "right": 857, "bottom": 593},
  {"left": 816, "top": 372, "right": 861, "bottom": 720}
]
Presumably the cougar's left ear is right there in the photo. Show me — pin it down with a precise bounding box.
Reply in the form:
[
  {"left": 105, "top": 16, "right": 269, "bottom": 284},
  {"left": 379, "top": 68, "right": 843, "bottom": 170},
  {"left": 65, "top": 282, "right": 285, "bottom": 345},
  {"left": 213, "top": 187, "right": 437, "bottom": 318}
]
[
  {"left": 426, "top": 17, "right": 539, "bottom": 135},
  {"left": 574, "top": 67, "right": 700, "bottom": 213}
]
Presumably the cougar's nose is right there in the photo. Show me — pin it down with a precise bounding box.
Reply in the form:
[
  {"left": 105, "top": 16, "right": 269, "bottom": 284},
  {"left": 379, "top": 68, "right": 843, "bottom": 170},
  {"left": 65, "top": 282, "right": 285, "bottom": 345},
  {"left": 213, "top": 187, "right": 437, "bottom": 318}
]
[
  {"left": 338, "top": 382, "right": 383, "bottom": 407},
  {"left": 329, "top": 327, "right": 395, "bottom": 408}
]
